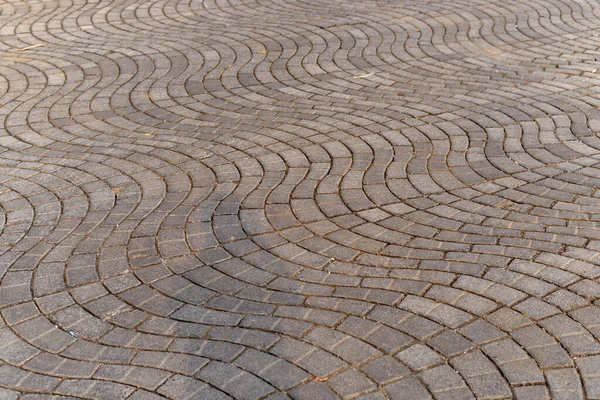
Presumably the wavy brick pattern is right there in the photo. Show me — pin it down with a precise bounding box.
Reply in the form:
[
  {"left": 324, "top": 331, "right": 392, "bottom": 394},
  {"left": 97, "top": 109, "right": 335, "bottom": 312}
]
[{"left": 2, "top": 0, "right": 600, "bottom": 398}]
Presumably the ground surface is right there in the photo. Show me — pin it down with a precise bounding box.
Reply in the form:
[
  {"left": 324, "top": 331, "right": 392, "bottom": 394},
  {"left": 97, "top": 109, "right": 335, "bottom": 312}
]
[{"left": 3, "top": 0, "right": 600, "bottom": 399}]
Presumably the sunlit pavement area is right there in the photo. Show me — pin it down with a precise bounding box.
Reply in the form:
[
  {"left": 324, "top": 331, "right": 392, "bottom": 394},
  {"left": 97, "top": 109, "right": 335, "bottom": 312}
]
[{"left": 3, "top": 0, "right": 600, "bottom": 398}]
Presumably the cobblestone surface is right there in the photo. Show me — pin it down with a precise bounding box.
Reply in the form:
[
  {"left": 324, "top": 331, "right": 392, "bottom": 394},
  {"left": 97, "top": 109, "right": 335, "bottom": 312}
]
[{"left": 2, "top": 0, "right": 600, "bottom": 398}]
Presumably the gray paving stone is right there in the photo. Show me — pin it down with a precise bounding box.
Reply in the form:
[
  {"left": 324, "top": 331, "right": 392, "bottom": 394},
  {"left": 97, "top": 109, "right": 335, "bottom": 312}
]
[
  {"left": 546, "top": 368, "right": 584, "bottom": 400},
  {"left": 361, "top": 356, "right": 410, "bottom": 385},
  {"left": 384, "top": 377, "right": 432, "bottom": 400},
  {"left": 94, "top": 365, "right": 171, "bottom": 391},
  {"left": 197, "top": 361, "right": 275, "bottom": 400},
  {"left": 326, "top": 368, "right": 377, "bottom": 398},
  {"left": 395, "top": 344, "right": 443, "bottom": 371},
  {"left": 1, "top": 1, "right": 600, "bottom": 399},
  {"left": 458, "top": 320, "right": 506, "bottom": 344},
  {"left": 513, "top": 385, "right": 550, "bottom": 400},
  {"left": 270, "top": 338, "right": 347, "bottom": 378},
  {"left": 158, "top": 375, "right": 231, "bottom": 400},
  {"left": 233, "top": 349, "right": 309, "bottom": 390},
  {"left": 427, "top": 330, "right": 475, "bottom": 357},
  {"left": 0, "top": 388, "right": 19, "bottom": 400},
  {"left": 288, "top": 381, "right": 338, "bottom": 400},
  {"left": 55, "top": 379, "right": 135, "bottom": 399},
  {"left": 450, "top": 351, "right": 511, "bottom": 399},
  {"left": 419, "top": 364, "right": 471, "bottom": 397}
]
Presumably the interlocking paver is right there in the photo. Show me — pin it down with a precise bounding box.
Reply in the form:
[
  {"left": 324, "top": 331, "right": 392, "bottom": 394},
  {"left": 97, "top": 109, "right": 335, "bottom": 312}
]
[{"left": 2, "top": 0, "right": 600, "bottom": 398}]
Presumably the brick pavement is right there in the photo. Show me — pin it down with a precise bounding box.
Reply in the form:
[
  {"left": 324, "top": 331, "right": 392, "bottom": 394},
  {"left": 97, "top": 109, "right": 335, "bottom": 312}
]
[{"left": 1, "top": 0, "right": 600, "bottom": 398}]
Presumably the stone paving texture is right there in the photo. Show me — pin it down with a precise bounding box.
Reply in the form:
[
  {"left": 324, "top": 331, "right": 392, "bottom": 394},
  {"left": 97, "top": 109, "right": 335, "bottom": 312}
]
[{"left": 3, "top": 0, "right": 600, "bottom": 398}]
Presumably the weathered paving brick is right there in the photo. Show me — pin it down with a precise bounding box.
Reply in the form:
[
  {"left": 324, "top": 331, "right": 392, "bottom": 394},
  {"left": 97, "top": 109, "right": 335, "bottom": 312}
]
[
  {"left": 546, "top": 368, "right": 584, "bottom": 400},
  {"left": 384, "top": 377, "right": 432, "bottom": 400},
  {"left": 419, "top": 364, "right": 473, "bottom": 400},
  {"left": 541, "top": 314, "right": 600, "bottom": 356},
  {"left": 326, "top": 368, "right": 377, "bottom": 398},
  {"left": 361, "top": 356, "right": 410, "bottom": 384},
  {"left": 2, "top": 0, "right": 600, "bottom": 398},
  {"left": 483, "top": 339, "right": 545, "bottom": 385},
  {"left": 158, "top": 374, "right": 230, "bottom": 400},
  {"left": 288, "top": 381, "right": 338, "bottom": 400},
  {"left": 197, "top": 361, "right": 275, "bottom": 400},
  {"left": 395, "top": 344, "right": 443, "bottom": 371},
  {"left": 427, "top": 330, "right": 475, "bottom": 357},
  {"left": 270, "top": 338, "right": 347, "bottom": 378},
  {"left": 450, "top": 350, "right": 512, "bottom": 399},
  {"left": 93, "top": 365, "right": 171, "bottom": 391},
  {"left": 56, "top": 379, "right": 135, "bottom": 399}
]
